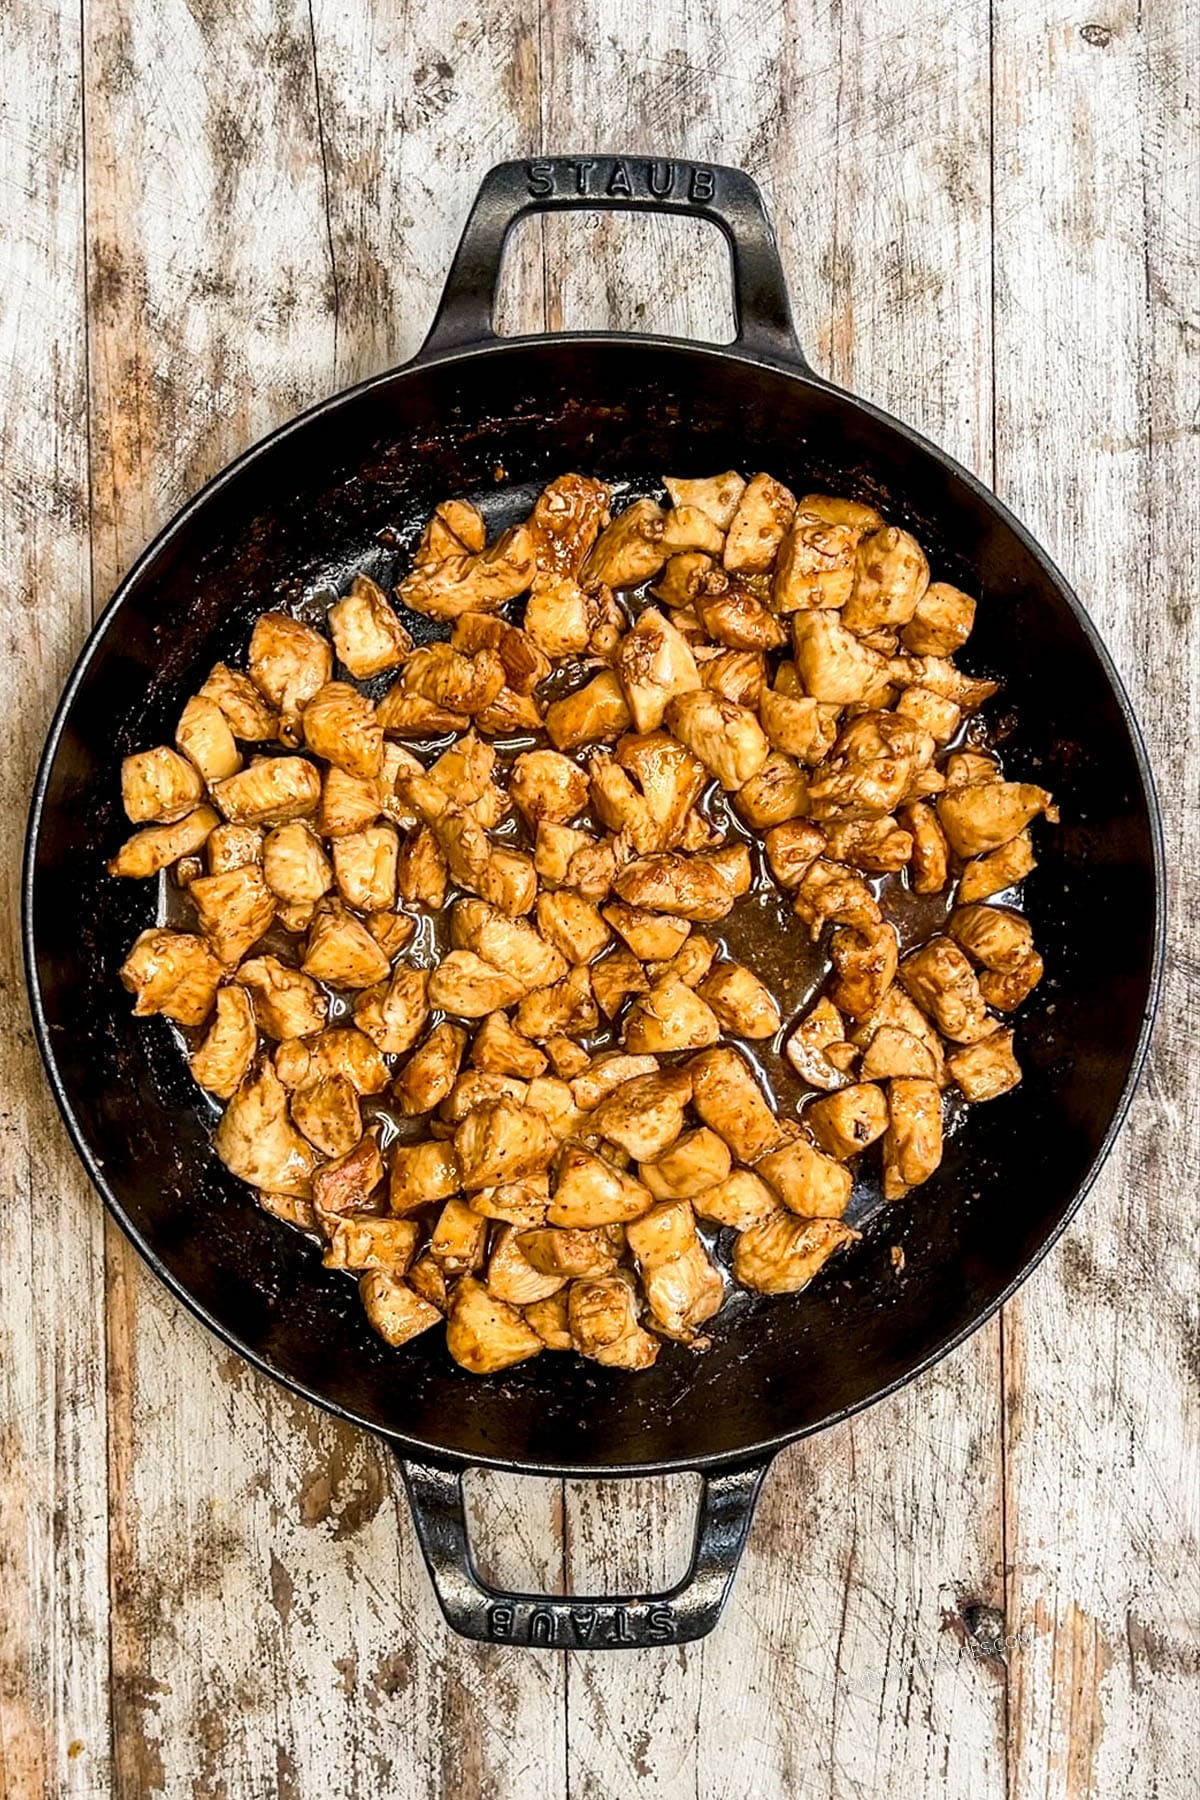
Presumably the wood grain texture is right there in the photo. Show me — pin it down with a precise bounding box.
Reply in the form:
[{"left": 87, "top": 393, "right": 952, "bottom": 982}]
[
  {"left": 0, "top": 3, "right": 112, "bottom": 1796},
  {"left": 1, "top": 0, "right": 1195, "bottom": 1792}
]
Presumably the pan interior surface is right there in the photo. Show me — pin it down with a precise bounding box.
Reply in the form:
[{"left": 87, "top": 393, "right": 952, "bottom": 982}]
[{"left": 27, "top": 340, "right": 1160, "bottom": 1471}]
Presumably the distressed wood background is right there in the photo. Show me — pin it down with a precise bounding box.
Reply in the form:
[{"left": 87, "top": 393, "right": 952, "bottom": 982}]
[{"left": 2, "top": 0, "right": 1197, "bottom": 1794}]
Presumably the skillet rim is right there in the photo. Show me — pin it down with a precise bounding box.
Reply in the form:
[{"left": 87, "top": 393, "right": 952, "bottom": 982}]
[{"left": 22, "top": 330, "right": 1168, "bottom": 1479}]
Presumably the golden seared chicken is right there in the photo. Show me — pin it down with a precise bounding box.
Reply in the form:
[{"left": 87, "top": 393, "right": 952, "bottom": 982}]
[
  {"left": 121, "top": 745, "right": 206, "bottom": 824},
  {"left": 445, "top": 1276, "right": 543, "bottom": 1372},
  {"left": 175, "top": 695, "right": 242, "bottom": 786},
  {"left": 120, "top": 929, "right": 223, "bottom": 1026},
  {"left": 327, "top": 574, "right": 412, "bottom": 677},
  {"left": 238, "top": 955, "right": 327, "bottom": 1040},
  {"left": 569, "top": 1273, "right": 660, "bottom": 1370},
  {"left": 214, "top": 1061, "right": 321, "bottom": 1197},
  {"left": 108, "top": 805, "right": 220, "bottom": 879},
  {"left": 112, "top": 472, "right": 1055, "bottom": 1374},
  {"left": 733, "top": 1214, "right": 859, "bottom": 1294},
  {"left": 190, "top": 986, "right": 257, "bottom": 1099}
]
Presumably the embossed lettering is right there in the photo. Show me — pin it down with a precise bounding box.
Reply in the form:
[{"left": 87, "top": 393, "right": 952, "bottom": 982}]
[
  {"left": 607, "top": 159, "right": 632, "bottom": 198},
  {"left": 690, "top": 166, "right": 716, "bottom": 203},
  {"left": 529, "top": 1607, "right": 556, "bottom": 1644},
  {"left": 606, "top": 1606, "right": 635, "bottom": 1645},
  {"left": 571, "top": 159, "right": 597, "bottom": 196},
  {"left": 527, "top": 160, "right": 554, "bottom": 199},
  {"left": 646, "top": 160, "right": 675, "bottom": 198},
  {"left": 570, "top": 1607, "right": 598, "bottom": 1642},
  {"left": 648, "top": 1606, "right": 675, "bottom": 1642},
  {"left": 489, "top": 1604, "right": 514, "bottom": 1639}
]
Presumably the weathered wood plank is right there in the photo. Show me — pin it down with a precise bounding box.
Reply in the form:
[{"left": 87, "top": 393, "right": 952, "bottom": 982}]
[
  {"left": 992, "top": 4, "right": 1199, "bottom": 1797},
  {"left": 0, "top": 2, "right": 112, "bottom": 1795}
]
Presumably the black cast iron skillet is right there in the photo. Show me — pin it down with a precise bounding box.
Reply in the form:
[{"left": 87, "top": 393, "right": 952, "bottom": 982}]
[{"left": 24, "top": 157, "right": 1164, "bottom": 1649}]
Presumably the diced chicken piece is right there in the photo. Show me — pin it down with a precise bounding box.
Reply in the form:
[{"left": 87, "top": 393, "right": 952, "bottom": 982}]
[
  {"left": 108, "top": 805, "right": 220, "bottom": 879},
  {"left": 946, "top": 1029, "right": 1022, "bottom": 1101},
  {"left": 376, "top": 683, "right": 468, "bottom": 737},
  {"left": 475, "top": 684, "right": 546, "bottom": 736},
  {"left": 274, "top": 1026, "right": 389, "bottom": 1095},
  {"left": 762, "top": 819, "right": 825, "bottom": 890},
  {"left": 569, "top": 1274, "right": 659, "bottom": 1370},
  {"left": 299, "top": 904, "right": 391, "bottom": 989},
  {"left": 406, "top": 1253, "right": 450, "bottom": 1313},
  {"left": 732, "top": 753, "right": 808, "bottom": 830},
  {"left": 212, "top": 755, "right": 321, "bottom": 826},
  {"left": 509, "top": 749, "right": 588, "bottom": 828},
  {"left": 534, "top": 821, "right": 593, "bottom": 885},
  {"left": 665, "top": 690, "right": 769, "bottom": 793},
  {"left": 439, "top": 1072, "right": 528, "bottom": 1124},
  {"left": 535, "top": 890, "right": 610, "bottom": 967},
  {"left": 722, "top": 472, "right": 796, "bottom": 573},
  {"left": 523, "top": 579, "right": 591, "bottom": 658},
  {"left": 799, "top": 493, "right": 884, "bottom": 540},
  {"left": 842, "top": 526, "right": 929, "bottom": 634},
  {"left": 805, "top": 1083, "right": 889, "bottom": 1160},
  {"left": 519, "top": 1226, "right": 623, "bottom": 1279},
  {"left": 695, "top": 586, "right": 787, "bottom": 651},
  {"left": 331, "top": 823, "right": 399, "bottom": 913},
  {"left": 895, "top": 684, "right": 961, "bottom": 744},
  {"left": 189, "top": 986, "right": 257, "bottom": 1099},
  {"left": 546, "top": 1035, "right": 591, "bottom": 1080},
  {"left": 200, "top": 663, "right": 278, "bottom": 741},
  {"left": 186, "top": 865, "right": 274, "bottom": 967},
  {"left": 757, "top": 1133, "right": 854, "bottom": 1215},
  {"left": 257, "top": 1187, "right": 318, "bottom": 1230},
  {"left": 793, "top": 860, "right": 882, "bottom": 938},
  {"left": 119, "top": 928, "right": 222, "bottom": 1026},
  {"left": 601, "top": 901, "right": 690, "bottom": 964},
  {"left": 302, "top": 681, "right": 383, "bottom": 780},
  {"left": 175, "top": 694, "right": 242, "bottom": 786},
  {"left": 391, "top": 1021, "right": 468, "bottom": 1116},
  {"left": 327, "top": 574, "right": 412, "bottom": 678},
  {"left": 937, "top": 782, "right": 1055, "bottom": 858},
  {"left": 822, "top": 817, "right": 913, "bottom": 873},
  {"left": 261, "top": 820, "right": 332, "bottom": 907},
  {"left": 851, "top": 985, "right": 949, "bottom": 1088},
  {"left": 206, "top": 822, "right": 264, "bottom": 875},
  {"left": 360, "top": 1271, "right": 442, "bottom": 1348},
  {"left": 519, "top": 1077, "right": 580, "bottom": 1138},
  {"left": 455, "top": 1098, "right": 557, "bottom": 1192},
  {"left": 450, "top": 899, "right": 567, "bottom": 993},
  {"left": 828, "top": 920, "right": 900, "bottom": 1018},
  {"left": 698, "top": 962, "right": 780, "bottom": 1039},
  {"left": 660, "top": 504, "right": 726, "bottom": 556},
  {"left": 733, "top": 1213, "right": 859, "bottom": 1294},
  {"left": 859, "top": 1025, "right": 940, "bottom": 1082},
  {"left": 398, "top": 525, "right": 535, "bottom": 621},
  {"left": 948, "top": 903, "right": 1035, "bottom": 973},
  {"left": 324, "top": 1216, "right": 419, "bottom": 1272},
  {"left": 569, "top": 1053, "right": 659, "bottom": 1112},
  {"left": 579, "top": 498, "right": 666, "bottom": 590},
  {"left": 784, "top": 996, "right": 857, "bottom": 1092},
  {"left": 889, "top": 655, "right": 998, "bottom": 714},
  {"left": 470, "top": 1175, "right": 551, "bottom": 1229},
  {"left": 452, "top": 613, "right": 550, "bottom": 697},
  {"left": 640, "top": 1127, "right": 731, "bottom": 1201},
  {"left": 427, "top": 1198, "right": 488, "bottom": 1276},
  {"left": 548, "top": 1147, "right": 654, "bottom": 1227},
  {"left": 945, "top": 750, "right": 1002, "bottom": 789},
  {"left": 389, "top": 1140, "right": 462, "bottom": 1215},
  {"left": 120, "top": 745, "right": 205, "bottom": 825},
  {"left": 615, "top": 607, "right": 701, "bottom": 733},
  {"left": 791, "top": 611, "right": 892, "bottom": 706},
  {"left": 523, "top": 1289, "right": 574, "bottom": 1350},
  {"left": 688, "top": 1046, "right": 780, "bottom": 1162},
  {"left": 613, "top": 731, "right": 707, "bottom": 852},
  {"left": 425, "top": 950, "right": 523, "bottom": 1018},
  {"left": 238, "top": 955, "right": 327, "bottom": 1040},
  {"left": 958, "top": 831, "right": 1037, "bottom": 904},
  {"left": 772, "top": 511, "right": 857, "bottom": 612},
  {"left": 880, "top": 1078, "right": 943, "bottom": 1199},
  {"left": 214, "top": 1061, "right": 320, "bottom": 1197},
  {"left": 526, "top": 474, "right": 612, "bottom": 581},
  {"left": 352, "top": 965, "right": 429, "bottom": 1056},
  {"left": 614, "top": 845, "right": 751, "bottom": 922},
  {"left": 432, "top": 812, "right": 538, "bottom": 917},
  {"left": 700, "top": 648, "right": 768, "bottom": 706},
  {"left": 400, "top": 644, "right": 506, "bottom": 717},
  {"left": 664, "top": 471, "right": 746, "bottom": 528},
  {"left": 467, "top": 1012, "right": 546, "bottom": 1082},
  {"left": 291, "top": 1073, "right": 362, "bottom": 1159},
  {"left": 545, "top": 669, "right": 632, "bottom": 750},
  {"left": 623, "top": 976, "right": 721, "bottom": 1053},
  {"left": 445, "top": 1276, "right": 543, "bottom": 1373},
  {"left": 366, "top": 911, "right": 414, "bottom": 960},
  {"left": 513, "top": 965, "right": 597, "bottom": 1042},
  {"left": 415, "top": 498, "right": 487, "bottom": 562},
  {"left": 396, "top": 824, "right": 448, "bottom": 912},
  {"left": 692, "top": 1167, "right": 779, "bottom": 1231},
  {"left": 248, "top": 613, "right": 332, "bottom": 740},
  {"left": 647, "top": 934, "right": 718, "bottom": 990},
  {"left": 899, "top": 936, "right": 996, "bottom": 1043},
  {"left": 758, "top": 688, "right": 842, "bottom": 769},
  {"left": 312, "top": 1135, "right": 386, "bottom": 1219},
  {"left": 901, "top": 581, "right": 976, "bottom": 657},
  {"left": 979, "top": 952, "right": 1044, "bottom": 1011},
  {"left": 588, "top": 1069, "right": 691, "bottom": 1161},
  {"left": 897, "top": 801, "right": 949, "bottom": 894},
  {"left": 318, "top": 765, "right": 382, "bottom": 839},
  {"left": 486, "top": 1224, "right": 566, "bottom": 1306}
]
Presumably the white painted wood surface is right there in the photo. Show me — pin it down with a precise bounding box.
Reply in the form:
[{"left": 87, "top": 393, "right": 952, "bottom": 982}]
[{"left": 1, "top": 0, "right": 1195, "bottom": 1794}]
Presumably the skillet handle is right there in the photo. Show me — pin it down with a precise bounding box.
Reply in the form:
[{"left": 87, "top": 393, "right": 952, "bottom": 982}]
[
  {"left": 398, "top": 1453, "right": 772, "bottom": 1648},
  {"left": 418, "top": 155, "right": 808, "bottom": 369}
]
